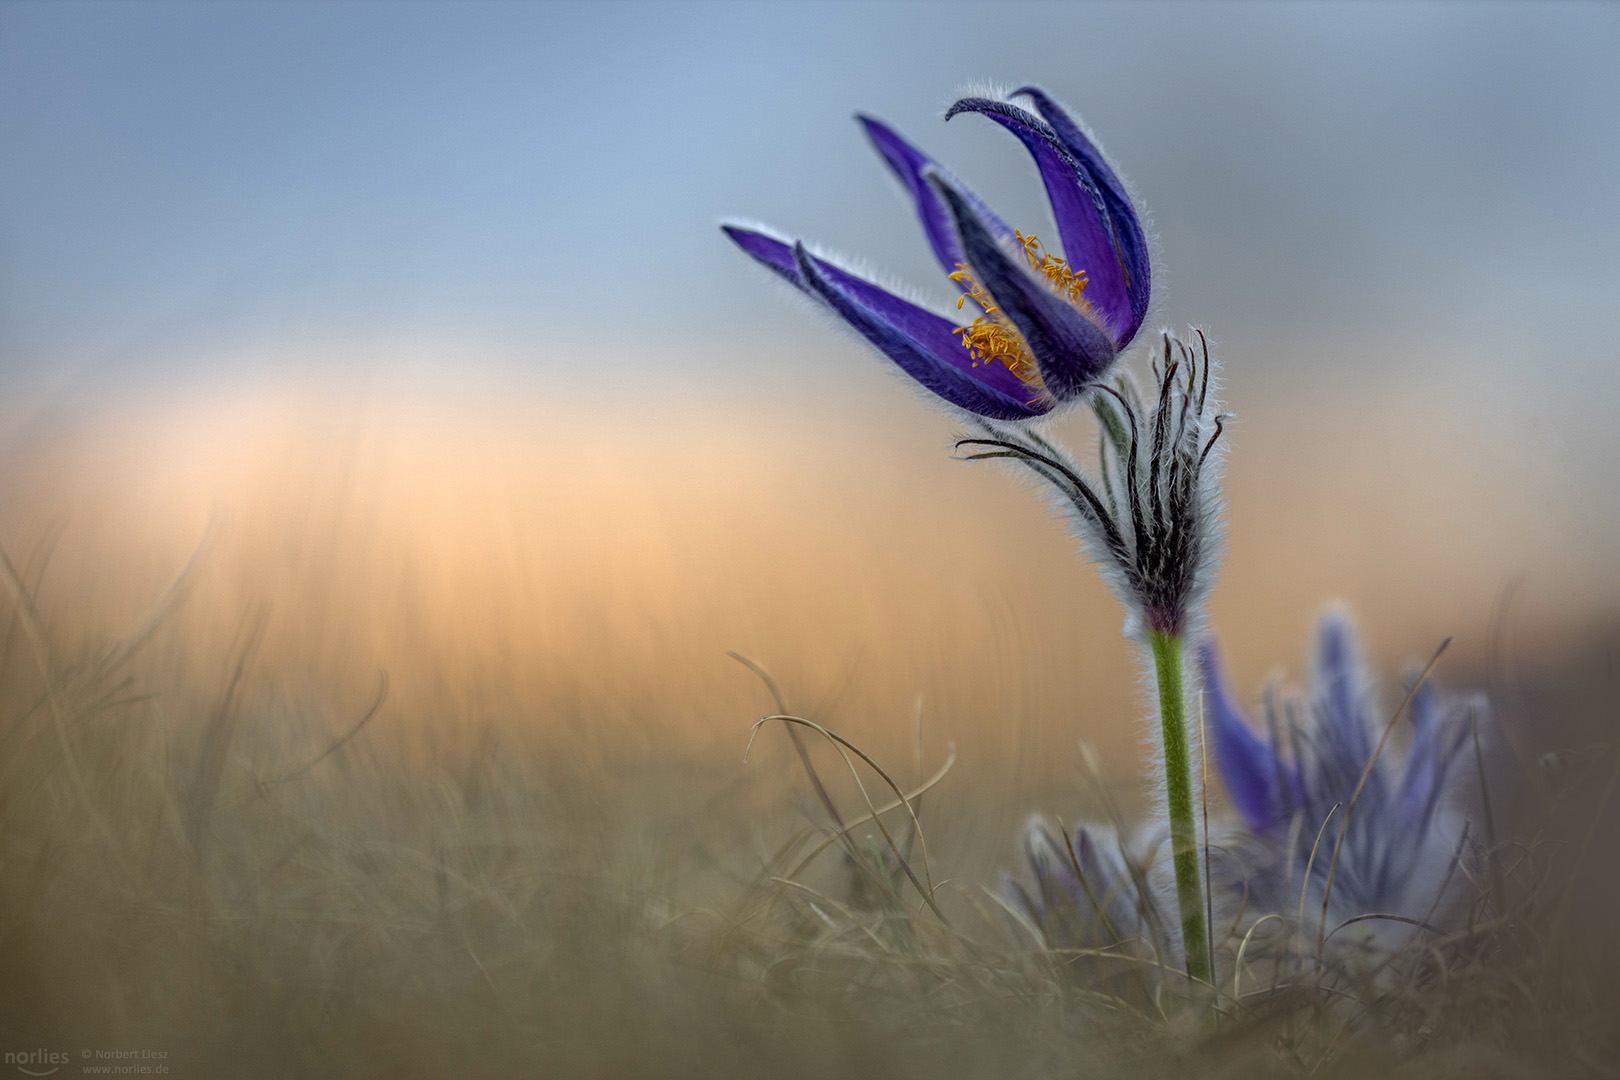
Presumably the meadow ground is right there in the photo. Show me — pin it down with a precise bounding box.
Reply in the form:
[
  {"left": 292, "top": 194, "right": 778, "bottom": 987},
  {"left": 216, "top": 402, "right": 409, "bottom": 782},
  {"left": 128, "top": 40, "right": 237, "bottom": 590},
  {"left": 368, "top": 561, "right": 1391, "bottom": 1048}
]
[{"left": 1, "top": 371, "right": 1616, "bottom": 1078}]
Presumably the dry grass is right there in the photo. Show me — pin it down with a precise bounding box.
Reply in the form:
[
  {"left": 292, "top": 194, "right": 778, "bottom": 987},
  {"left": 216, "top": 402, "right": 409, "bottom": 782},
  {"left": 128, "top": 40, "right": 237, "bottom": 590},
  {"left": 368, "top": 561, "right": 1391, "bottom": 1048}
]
[
  {"left": 0, "top": 530, "right": 1616, "bottom": 1080},
  {"left": 0, "top": 372, "right": 1616, "bottom": 1077}
]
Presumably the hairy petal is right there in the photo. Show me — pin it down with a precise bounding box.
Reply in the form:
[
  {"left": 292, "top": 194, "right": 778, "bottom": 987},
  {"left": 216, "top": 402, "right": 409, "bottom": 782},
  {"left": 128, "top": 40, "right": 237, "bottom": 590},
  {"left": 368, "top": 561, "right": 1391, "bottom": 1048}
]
[
  {"left": 1399, "top": 685, "right": 1475, "bottom": 825},
  {"left": 787, "top": 246, "right": 1046, "bottom": 419},
  {"left": 928, "top": 175, "right": 1117, "bottom": 400},
  {"left": 857, "top": 114, "right": 1015, "bottom": 281},
  {"left": 945, "top": 96, "right": 1134, "bottom": 345},
  {"left": 1012, "top": 86, "right": 1151, "bottom": 346},
  {"left": 721, "top": 225, "right": 1046, "bottom": 416},
  {"left": 1398, "top": 681, "right": 1442, "bottom": 818},
  {"left": 1200, "top": 638, "right": 1286, "bottom": 832},
  {"left": 998, "top": 872, "right": 1044, "bottom": 931},
  {"left": 1071, "top": 826, "right": 1142, "bottom": 939},
  {"left": 1312, "top": 612, "right": 1382, "bottom": 799}
]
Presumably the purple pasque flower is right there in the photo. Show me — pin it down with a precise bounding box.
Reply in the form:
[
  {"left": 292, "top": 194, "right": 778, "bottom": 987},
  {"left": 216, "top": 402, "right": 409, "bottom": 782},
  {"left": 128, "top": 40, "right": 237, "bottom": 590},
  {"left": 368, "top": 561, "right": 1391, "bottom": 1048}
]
[
  {"left": 1001, "top": 817, "right": 1175, "bottom": 955},
  {"left": 1199, "top": 612, "right": 1482, "bottom": 926},
  {"left": 723, "top": 87, "right": 1151, "bottom": 420}
]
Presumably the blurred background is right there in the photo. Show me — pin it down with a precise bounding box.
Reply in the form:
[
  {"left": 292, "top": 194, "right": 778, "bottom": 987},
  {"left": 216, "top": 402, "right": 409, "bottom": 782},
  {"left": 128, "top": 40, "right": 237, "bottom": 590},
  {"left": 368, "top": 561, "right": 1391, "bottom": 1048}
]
[{"left": 2, "top": 0, "right": 1618, "bottom": 795}]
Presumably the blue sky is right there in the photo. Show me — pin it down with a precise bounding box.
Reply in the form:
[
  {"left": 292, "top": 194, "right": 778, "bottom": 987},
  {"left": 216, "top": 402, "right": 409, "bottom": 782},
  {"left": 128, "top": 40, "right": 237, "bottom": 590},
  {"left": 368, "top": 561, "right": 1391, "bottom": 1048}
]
[
  {"left": 4, "top": 1, "right": 1618, "bottom": 391},
  {"left": 3, "top": 0, "right": 1620, "bottom": 669}
]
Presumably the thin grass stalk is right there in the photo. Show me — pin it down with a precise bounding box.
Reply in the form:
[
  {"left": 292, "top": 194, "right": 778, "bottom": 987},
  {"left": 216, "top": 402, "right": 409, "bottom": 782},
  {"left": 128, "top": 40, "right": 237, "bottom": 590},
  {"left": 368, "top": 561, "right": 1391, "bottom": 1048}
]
[{"left": 1471, "top": 706, "right": 1505, "bottom": 917}]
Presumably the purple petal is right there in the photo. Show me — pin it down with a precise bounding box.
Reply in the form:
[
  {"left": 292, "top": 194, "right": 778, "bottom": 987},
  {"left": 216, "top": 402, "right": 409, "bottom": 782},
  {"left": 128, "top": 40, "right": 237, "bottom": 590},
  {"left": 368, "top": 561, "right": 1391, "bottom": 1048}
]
[
  {"left": 1398, "top": 682, "right": 1441, "bottom": 817},
  {"left": 927, "top": 175, "right": 1117, "bottom": 400},
  {"left": 1315, "top": 613, "right": 1372, "bottom": 763},
  {"left": 1311, "top": 612, "right": 1389, "bottom": 804},
  {"left": 946, "top": 97, "right": 1135, "bottom": 347},
  {"left": 1023, "top": 821, "right": 1083, "bottom": 908},
  {"left": 1012, "top": 87, "right": 1151, "bottom": 347},
  {"left": 998, "top": 872, "right": 1044, "bottom": 929},
  {"left": 1071, "top": 826, "right": 1141, "bottom": 936},
  {"left": 1399, "top": 685, "right": 1474, "bottom": 824},
  {"left": 1200, "top": 639, "right": 1285, "bottom": 832},
  {"left": 856, "top": 114, "right": 1015, "bottom": 282},
  {"left": 720, "top": 226, "right": 1048, "bottom": 419}
]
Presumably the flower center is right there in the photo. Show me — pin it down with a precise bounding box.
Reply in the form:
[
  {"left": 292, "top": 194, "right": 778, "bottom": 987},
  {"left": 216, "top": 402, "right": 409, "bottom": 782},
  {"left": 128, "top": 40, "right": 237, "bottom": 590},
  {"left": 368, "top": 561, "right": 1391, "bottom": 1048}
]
[{"left": 949, "top": 231, "right": 1088, "bottom": 389}]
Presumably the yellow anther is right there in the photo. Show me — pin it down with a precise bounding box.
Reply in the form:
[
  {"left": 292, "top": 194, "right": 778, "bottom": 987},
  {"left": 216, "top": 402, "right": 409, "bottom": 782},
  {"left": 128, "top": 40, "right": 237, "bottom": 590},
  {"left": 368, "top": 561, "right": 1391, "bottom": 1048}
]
[
  {"left": 1016, "top": 229, "right": 1088, "bottom": 304},
  {"left": 950, "top": 231, "right": 1088, "bottom": 390}
]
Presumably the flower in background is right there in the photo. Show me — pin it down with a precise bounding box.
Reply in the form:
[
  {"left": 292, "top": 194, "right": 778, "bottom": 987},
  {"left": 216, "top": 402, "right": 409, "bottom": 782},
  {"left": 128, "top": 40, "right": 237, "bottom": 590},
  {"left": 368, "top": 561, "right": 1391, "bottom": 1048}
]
[
  {"left": 723, "top": 87, "right": 1151, "bottom": 420},
  {"left": 1200, "top": 612, "right": 1483, "bottom": 929},
  {"left": 1002, "top": 817, "right": 1175, "bottom": 957}
]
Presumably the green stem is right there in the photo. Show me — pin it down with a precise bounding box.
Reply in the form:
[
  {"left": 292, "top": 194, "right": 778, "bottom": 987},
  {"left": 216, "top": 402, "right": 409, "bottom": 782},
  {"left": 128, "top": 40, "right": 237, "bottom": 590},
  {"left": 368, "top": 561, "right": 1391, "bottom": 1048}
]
[{"left": 1149, "top": 629, "right": 1211, "bottom": 988}]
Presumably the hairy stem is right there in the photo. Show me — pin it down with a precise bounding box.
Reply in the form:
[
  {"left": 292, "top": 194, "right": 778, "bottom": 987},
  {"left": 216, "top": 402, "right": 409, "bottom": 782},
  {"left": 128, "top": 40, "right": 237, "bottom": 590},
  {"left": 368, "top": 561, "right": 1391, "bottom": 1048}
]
[{"left": 1149, "top": 629, "right": 1212, "bottom": 988}]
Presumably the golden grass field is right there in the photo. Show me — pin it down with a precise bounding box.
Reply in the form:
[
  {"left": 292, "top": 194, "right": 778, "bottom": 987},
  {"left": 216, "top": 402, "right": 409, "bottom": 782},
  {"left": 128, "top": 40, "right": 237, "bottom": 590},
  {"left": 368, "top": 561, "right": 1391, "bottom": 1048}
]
[{"left": 1, "top": 361, "right": 1616, "bottom": 1077}]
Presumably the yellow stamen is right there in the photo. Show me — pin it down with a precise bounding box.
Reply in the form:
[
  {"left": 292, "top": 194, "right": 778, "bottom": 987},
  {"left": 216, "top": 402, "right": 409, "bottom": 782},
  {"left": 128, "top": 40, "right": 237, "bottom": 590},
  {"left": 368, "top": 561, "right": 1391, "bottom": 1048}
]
[
  {"left": 1017, "top": 230, "right": 1089, "bottom": 305},
  {"left": 949, "top": 230, "right": 1088, "bottom": 390}
]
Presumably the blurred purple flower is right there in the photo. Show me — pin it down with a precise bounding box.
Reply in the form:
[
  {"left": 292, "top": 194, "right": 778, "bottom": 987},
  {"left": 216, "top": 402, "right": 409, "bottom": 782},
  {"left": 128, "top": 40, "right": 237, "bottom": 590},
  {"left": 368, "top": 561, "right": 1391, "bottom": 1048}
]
[
  {"left": 1200, "top": 612, "right": 1482, "bottom": 924},
  {"left": 1002, "top": 817, "right": 1174, "bottom": 955},
  {"left": 723, "top": 87, "right": 1150, "bottom": 419}
]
